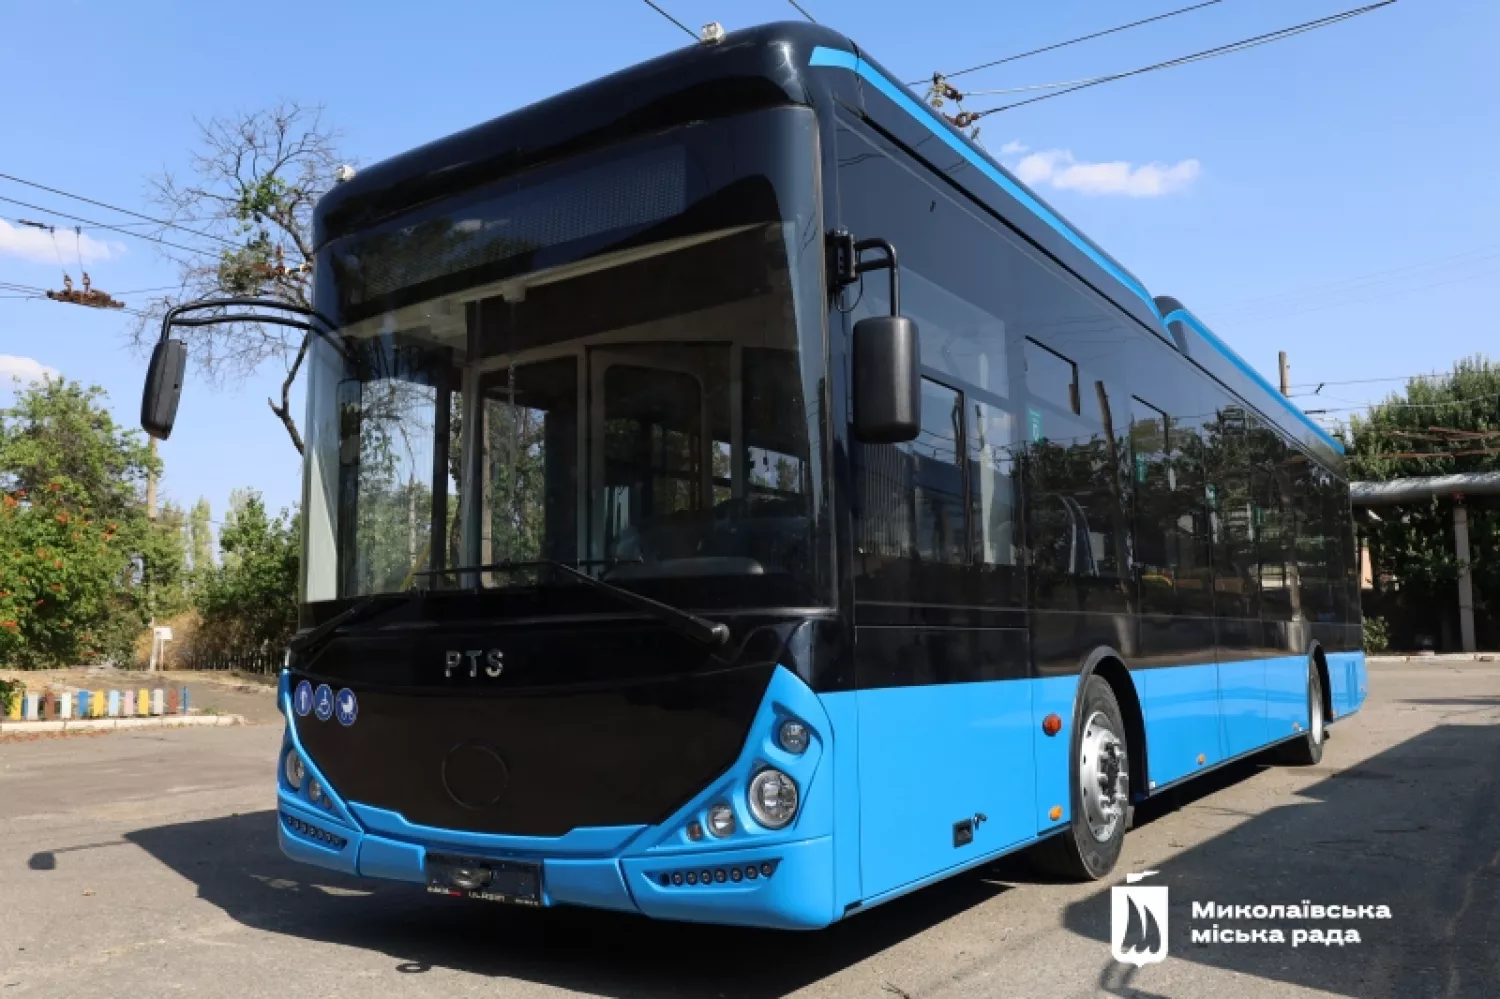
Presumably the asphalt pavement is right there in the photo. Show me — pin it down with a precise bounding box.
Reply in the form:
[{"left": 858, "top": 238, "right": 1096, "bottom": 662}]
[{"left": 2, "top": 660, "right": 1497, "bottom": 999}]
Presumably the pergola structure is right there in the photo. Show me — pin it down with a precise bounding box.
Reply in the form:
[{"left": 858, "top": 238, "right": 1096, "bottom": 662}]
[{"left": 1350, "top": 472, "right": 1500, "bottom": 653}]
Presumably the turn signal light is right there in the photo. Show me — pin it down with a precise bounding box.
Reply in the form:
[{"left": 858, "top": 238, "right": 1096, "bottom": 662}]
[
  {"left": 1048, "top": 805, "right": 1062, "bottom": 821},
  {"left": 1042, "top": 713, "right": 1062, "bottom": 736}
]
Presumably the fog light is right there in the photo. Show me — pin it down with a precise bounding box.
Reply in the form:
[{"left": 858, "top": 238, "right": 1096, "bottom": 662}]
[
  {"left": 747, "top": 769, "right": 799, "bottom": 829},
  {"left": 283, "top": 752, "right": 304, "bottom": 790},
  {"left": 777, "top": 718, "right": 810, "bottom": 754},
  {"left": 707, "top": 803, "right": 735, "bottom": 838}
]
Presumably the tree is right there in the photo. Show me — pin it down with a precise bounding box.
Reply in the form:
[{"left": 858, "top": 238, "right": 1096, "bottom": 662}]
[
  {"left": 0, "top": 379, "right": 181, "bottom": 666},
  {"left": 133, "top": 102, "right": 348, "bottom": 454},
  {"left": 1348, "top": 355, "right": 1500, "bottom": 647},
  {"left": 187, "top": 497, "right": 214, "bottom": 580},
  {"left": 195, "top": 491, "right": 299, "bottom": 649}
]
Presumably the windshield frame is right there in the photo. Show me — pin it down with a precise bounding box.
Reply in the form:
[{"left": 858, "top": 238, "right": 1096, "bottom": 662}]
[{"left": 300, "top": 107, "right": 831, "bottom": 619}]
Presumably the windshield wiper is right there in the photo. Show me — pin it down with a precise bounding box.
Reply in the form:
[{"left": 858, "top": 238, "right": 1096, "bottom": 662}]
[
  {"left": 417, "top": 559, "right": 730, "bottom": 648},
  {"left": 287, "top": 591, "right": 414, "bottom": 663}
]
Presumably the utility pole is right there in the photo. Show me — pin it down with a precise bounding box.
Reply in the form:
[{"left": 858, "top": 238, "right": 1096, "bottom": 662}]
[{"left": 1278, "top": 351, "right": 1290, "bottom": 396}]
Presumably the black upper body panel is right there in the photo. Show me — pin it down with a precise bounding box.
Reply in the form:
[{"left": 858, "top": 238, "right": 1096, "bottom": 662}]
[{"left": 314, "top": 22, "right": 850, "bottom": 245}]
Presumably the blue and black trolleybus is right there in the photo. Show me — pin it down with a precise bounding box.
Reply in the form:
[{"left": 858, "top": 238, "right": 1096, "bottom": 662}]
[{"left": 140, "top": 21, "right": 1367, "bottom": 930}]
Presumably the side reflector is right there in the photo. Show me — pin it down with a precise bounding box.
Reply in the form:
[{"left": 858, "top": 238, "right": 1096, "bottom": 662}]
[
  {"left": 1197, "top": 753, "right": 1206, "bottom": 765},
  {"left": 1042, "top": 713, "right": 1062, "bottom": 736},
  {"left": 1048, "top": 805, "right": 1062, "bottom": 821}
]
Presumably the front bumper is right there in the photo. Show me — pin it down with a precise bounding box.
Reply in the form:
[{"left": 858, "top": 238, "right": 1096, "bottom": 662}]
[
  {"left": 275, "top": 664, "right": 840, "bottom": 930},
  {"left": 277, "top": 800, "right": 835, "bottom": 928}
]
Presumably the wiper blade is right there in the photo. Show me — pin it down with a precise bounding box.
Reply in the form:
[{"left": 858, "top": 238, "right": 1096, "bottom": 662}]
[
  {"left": 287, "top": 591, "right": 413, "bottom": 662},
  {"left": 427, "top": 559, "right": 730, "bottom": 648}
]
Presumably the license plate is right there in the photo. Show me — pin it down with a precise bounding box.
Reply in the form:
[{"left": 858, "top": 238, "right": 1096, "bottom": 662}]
[{"left": 425, "top": 853, "right": 542, "bottom": 907}]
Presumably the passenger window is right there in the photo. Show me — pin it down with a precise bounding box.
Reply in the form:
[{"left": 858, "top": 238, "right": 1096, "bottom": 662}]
[
  {"left": 968, "top": 397, "right": 1017, "bottom": 566},
  {"left": 854, "top": 378, "right": 967, "bottom": 565},
  {"left": 1024, "top": 339, "right": 1080, "bottom": 416}
]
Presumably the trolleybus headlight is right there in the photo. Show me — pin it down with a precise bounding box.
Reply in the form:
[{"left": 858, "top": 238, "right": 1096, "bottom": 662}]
[
  {"left": 284, "top": 752, "right": 305, "bottom": 790},
  {"left": 308, "top": 779, "right": 325, "bottom": 805},
  {"left": 776, "top": 718, "right": 810, "bottom": 755},
  {"left": 747, "top": 769, "right": 799, "bottom": 829},
  {"left": 707, "top": 803, "right": 736, "bottom": 837}
]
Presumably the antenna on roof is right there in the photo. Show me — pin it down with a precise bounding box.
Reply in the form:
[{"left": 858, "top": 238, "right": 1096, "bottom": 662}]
[{"left": 699, "top": 22, "right": 725, "bottom": 44}]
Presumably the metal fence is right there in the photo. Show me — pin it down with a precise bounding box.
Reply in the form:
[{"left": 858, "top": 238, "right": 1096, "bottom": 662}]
[{"left": 173, "top": 649, "right": 281, "bottom": 675}]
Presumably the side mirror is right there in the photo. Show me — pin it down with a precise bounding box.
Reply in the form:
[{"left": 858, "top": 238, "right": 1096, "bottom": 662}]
[
  {"left": 852, "top": 315, "right": 920, "bottom": 443},
  {"left": 140, "top": 338, "right": 187, "bottom": 440}
]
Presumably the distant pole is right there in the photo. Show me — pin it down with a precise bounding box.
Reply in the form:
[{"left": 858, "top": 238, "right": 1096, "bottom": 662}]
[
  {"left": 1453, "top": 494, "right": 1476, "bottom": 653},
  {"left": 147, "top": 438, "right": 158, "bottom": 521},
  {"left": 1278, "top": 351, "right": 1290, "bottom": 396}
]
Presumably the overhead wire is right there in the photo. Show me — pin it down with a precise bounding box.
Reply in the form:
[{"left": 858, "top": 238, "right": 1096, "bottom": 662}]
[
  {"left": 952, "top": 1, "right": 1396, "bottom": 120},
  {"left": 639, "top": 0, "right": 696, "bottom": 40},
  {"left": 918, "top": 0, "right": 1226, "bottom": 84},
  {"left": 0, "top": 195, "right": 202, "bottom": 255},
  {"left": 0, "top": 173, "right": 237, "bottom": 247},
  {"left": 787, "top": 0, "right": 816, "bottom": 23}
]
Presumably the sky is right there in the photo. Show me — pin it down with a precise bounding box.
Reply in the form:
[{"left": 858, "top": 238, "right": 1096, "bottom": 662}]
[{"left": 1, "top": 0, "right": 1495, "bottom": 529}]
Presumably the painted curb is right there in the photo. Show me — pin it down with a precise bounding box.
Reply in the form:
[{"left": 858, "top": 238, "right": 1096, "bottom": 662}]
[{"left": 0, "top": 714, "right": 246, "bottom": 736}]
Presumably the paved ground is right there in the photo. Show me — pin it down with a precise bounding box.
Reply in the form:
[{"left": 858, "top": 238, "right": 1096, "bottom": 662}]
[{"left": 2, "top": 660, "right": 1498, "bottom": 999}]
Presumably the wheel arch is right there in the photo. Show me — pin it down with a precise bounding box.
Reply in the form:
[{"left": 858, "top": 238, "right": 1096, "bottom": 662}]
[
  {"left": 1308, "top": 641, "right": 1334, "bottom": 721},
  {"left": 1077, "top": 647, "right": 1149, "bottom": 802}
]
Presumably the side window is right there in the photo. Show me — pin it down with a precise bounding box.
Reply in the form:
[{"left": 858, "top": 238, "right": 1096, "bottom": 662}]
[
  {"left": 1253, "top": 423, "right": 1294, "bottom": 622},
  {"left": 968, "top": 396, "right": 1017, "bottom": 567},
  {"left": 1130, "top": 399, "right": 1172, "bottom": 614},
  {"left": 1207, "top": 404, "right": 1259, "bottom": 620},
  {"left": 1025, "top": 340, "right": 1129, "bottom": 612},
  {"left": 1024, "top": 339, "right": 1080, "bottom": 416},
  {"left": 854, "top": 378, "right": 968, "bottom": 565}
]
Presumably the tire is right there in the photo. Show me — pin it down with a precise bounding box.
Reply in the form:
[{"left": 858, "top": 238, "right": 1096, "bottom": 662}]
[
  {"left": 1277, "top": 659, "right": 1326, "bottom": 766},
  {"left": 1033, "top": 674, "right": 1130, "bottom": 880}
]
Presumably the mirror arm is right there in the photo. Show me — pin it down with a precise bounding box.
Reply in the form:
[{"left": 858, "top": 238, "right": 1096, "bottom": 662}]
[
  {"left": 852, "top": 238, "right": 901, "bottom": 317},
  {"left": 157, "top": 297, "right": 349, "bottom": 360}
]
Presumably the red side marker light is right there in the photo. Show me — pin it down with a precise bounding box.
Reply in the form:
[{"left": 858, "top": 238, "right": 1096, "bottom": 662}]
[{"left": 1042, "top": 713, "right": 1062, "bottom": 736}]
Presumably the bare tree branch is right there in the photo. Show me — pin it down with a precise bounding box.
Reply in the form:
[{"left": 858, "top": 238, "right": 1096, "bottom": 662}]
[{"left": 133, "top": 100, "right": 351, "bottom": 452}]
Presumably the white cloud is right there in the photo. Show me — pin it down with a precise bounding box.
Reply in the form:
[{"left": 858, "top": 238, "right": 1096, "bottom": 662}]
[
  {"left": 0, "top": 355, "right": 59, "bottom": 384},
  {"left": 0, "top": 218, "right": 123, "bottom": 265},
  {"left": 1004, "top": 145, "right": 1200, "bottom": 198}
]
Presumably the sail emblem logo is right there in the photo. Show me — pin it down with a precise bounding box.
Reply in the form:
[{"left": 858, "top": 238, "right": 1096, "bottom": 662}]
[{"left": 1111, "top": 871, "right": 1168, "bottom": 966}]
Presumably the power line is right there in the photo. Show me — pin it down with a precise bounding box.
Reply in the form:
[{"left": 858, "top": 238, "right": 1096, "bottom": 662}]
[
  {"left": 1213, "top": 264, "right": 1499, "bottom": 329},
  {"left": 919, "top": 0, "right": 1226, "bottom": 85},
  {"left": 1201, "top": 250, "right": 1500, "bottom": 322},
  {"left": 787, "top": 0, "right": 816, "bottom": 23},
  {"left": 0, "top": 173, "right": 236, "bottom": 247},
  {"left": 0, "top": 195, "right": 202, "bottom": 255},
  {"left": 639, "top": 0, "right": 695, "bottom": 40},
  {"left": 958, "top": 1, "right": 1396, "bottom": 120}
]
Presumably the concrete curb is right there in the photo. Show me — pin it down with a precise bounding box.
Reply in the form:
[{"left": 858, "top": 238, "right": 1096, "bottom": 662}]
[
  {"left": 0, "top": 714, "right": 246, "bottom": 736},
  {"left": 1368, "top": 653, "right": 1499, "bottom": 664}
]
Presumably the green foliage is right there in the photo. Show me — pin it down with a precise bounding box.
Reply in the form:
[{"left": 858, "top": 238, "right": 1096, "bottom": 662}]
[
  {"left": 0, "top": 379, "right": 182, "bottom": 667},
  {"left": 0, "top": 676, "right": 17, "bottom": 715},
  {"left": 1349, "top": 356, "right": 1500, "bottom": 643},
  {"left": 194, "top": 491, "right": 299, "bottom": 649},
  {"left": 1363, "top": 615, "right": 1390, "bottom": 653}
]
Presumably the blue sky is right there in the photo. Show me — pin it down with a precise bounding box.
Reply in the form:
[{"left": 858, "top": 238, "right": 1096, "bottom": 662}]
[{"left": 1, "top": 0, "right": 1495, "bottom": 527}]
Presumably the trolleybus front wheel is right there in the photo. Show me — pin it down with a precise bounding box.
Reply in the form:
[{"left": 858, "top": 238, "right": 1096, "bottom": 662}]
[{"left": 1034, "top": 674, "right": 1130, "bottom": 880}]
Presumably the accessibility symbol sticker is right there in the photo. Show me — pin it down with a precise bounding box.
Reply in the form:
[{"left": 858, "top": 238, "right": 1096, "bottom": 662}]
[
  {"left": 293, "top": 681, "right": 313, "bottom": 717},
  {"left": 335, "top": 688, "right": 358, "bottom": 727},
  {"left": 313, "top": 684, "right": 334, "bottom": 722}
]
